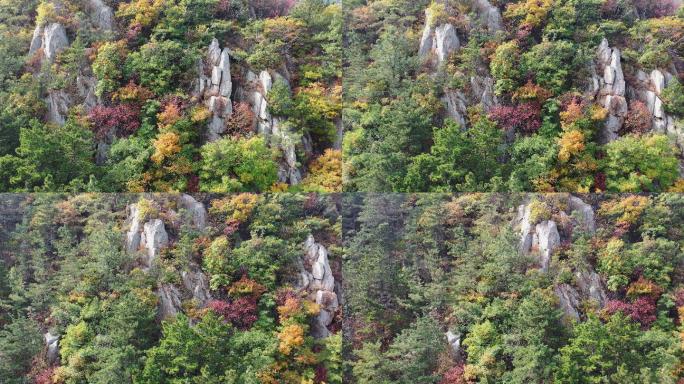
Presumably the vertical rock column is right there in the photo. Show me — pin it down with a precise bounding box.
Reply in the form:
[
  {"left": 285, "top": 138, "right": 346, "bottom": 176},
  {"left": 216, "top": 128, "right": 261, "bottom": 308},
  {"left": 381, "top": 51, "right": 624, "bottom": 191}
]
[
  {"left": 297, "top": 235, "right": 339, "bottom": 338},
  {"left": 595, "top": 38, "right": 628, "bottom": 143},
  {"left": 199, "top": 38, "right": 233, "bottom": 141}
]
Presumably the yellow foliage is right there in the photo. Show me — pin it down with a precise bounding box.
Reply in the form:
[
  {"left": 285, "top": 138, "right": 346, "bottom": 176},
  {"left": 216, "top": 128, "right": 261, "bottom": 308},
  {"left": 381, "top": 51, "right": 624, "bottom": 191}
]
[
  {"left": 598, "top": 195, "right": 650, "bottom": 227},
  {"left": 151, "top": 132, "right": 181, "bottom": 164},
  {"left": 277, "top": 323, "right": 305, "bottom": 355},
  {"left": 36, "top": 1, "right": 57, "bottom": 26},
  {"left": 302, "top": 149, "right": 342, "bottom": 192},
  {"left": 505, "top": 0, "right": 554, "bottom": 28},
  {"left": 157, "top": 103, "right": 182, "bottom": 130},
  {"left": 558, "top": 130, "right": 585, "bottom": 163},
  {"left": 209, "top": 193, "right": 260, "bottom": 223},
  {"left": 277, "top": 297, "right": 302, "bottom": 320},
  {"left": 117, "top": 0, "right": 166, "bottom": 27},
  {"left": 190, "top": 106, "right": 211, "bottom": 123},
  {"left": 528, "top": 199, "right": 552, "bottom": 224}
]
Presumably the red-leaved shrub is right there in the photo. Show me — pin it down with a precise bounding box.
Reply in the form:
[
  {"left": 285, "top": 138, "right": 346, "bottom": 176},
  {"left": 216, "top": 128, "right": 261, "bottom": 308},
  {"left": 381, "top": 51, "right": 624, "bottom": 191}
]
[
  {"left": 604, "top": 296, "right": 658, "bottom": 328},
  {"left": 440, "top": 363, "right": 467, "bottom": 384},
  {"left": 488, "top": 102, "right": 542, "bottom": 134},
  {"left": 622, "top": 101, "right": 652, "bottom": 135},
  {"left": 207, "top": 296, "right": 259, "bottom": 330},
  {"left": 88, "top": 104, "right": 141, "bottom": 139}
]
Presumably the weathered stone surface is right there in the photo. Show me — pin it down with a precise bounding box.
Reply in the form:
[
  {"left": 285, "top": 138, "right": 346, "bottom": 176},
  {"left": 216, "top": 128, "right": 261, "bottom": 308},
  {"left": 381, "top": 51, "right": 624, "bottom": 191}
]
[
  {"left": 44, "top": 332, "right": 60, "bottom": 365},
  {"left": 446, "top": 330, "right": 461, "bottom": 357},
  {"left": 300, "top": 235, "right": 337, "bottom": 338},
  {"left": 178, "top": 194, "right": 206, "bottom": 230},
  {"left": 472, "top": 0, "right": 503, "bottom": 32},
  {"left": 434, "top": 23, "right": 459, "bottom": 64},
  {"left": 199, "top": 39, "right": 233, "bottom": 141},
  {"left": 568, "top": 196, "right": 595, "bottom": 233},
  {"left": 43, "top": 23, "right": 69, "bottom": 63},
  {"left": 554, "top": 284, "right": 581, "bottom": 321},
  {"left": 534, "top": 220, "right": 560, "bottom": 272},
  {"left": 86, "top": 0, "right": 114, "bottom": 31},
  {"left": 181, "top": 266, "right": 211, "bottom": 305},
  {"left": 125, "top": 204, "right": 141, "bottom": 253},
  {"left": 575, "top": 269, "right": 607, "bottom": 307},
  {"left": 46, "top": 90, "right": 70, "bottom": 126},
  {"left": 157, "top": 283, "right": 182, "bottom": 320},
  {"left": 442, "top": 89, "right": 468, "bottom": 127},
  {"left": 140, "top": 219, "right": 169, "bottom": 269},
  {"left": 418, "top": 9, "right": 434, "bottom": 58},
  {"left": 596, "top": 39, "right": 628, "bottom": 143}
]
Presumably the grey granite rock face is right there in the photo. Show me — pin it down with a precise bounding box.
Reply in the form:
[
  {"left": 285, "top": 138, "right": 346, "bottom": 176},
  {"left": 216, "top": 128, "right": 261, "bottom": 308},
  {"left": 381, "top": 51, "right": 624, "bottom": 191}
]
[
  {"left": 298, "top": 235, "right": 338, "bottom": 338},
  {"left": 595, "top": 39, "right": 628, "bottom": 143},
  {"left": 86, "top": 0, "right": 114, "bottom": 31},
  {"left": 199, "top": 39, "right": 233, "bottom": 141}
]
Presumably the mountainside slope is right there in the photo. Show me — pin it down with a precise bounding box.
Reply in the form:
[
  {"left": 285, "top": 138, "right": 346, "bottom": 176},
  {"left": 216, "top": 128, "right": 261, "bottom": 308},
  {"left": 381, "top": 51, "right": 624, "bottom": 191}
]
[{"left": 344, "top": 0, "right": 684, "bottom": 193}]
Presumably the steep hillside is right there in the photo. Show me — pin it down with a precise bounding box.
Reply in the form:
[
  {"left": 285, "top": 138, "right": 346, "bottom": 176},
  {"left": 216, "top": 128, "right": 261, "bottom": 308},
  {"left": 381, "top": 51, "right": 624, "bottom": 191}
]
[
  {"left": 0, "top": 0, "right": 341, "bottom": 192},
  {"left": 0, "top": 193, "right": 342, "bottom": 383},
  {"left": 343, "top": 193, "right": 684, "bottom": 382},
  {"left": 344, "top": 0, "right": 684, "bottom": 193}
]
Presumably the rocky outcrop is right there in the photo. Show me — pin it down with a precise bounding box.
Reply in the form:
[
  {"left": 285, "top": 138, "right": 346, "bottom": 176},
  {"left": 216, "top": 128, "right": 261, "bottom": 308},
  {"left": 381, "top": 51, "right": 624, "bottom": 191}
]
[
  {"left": 177, "top": 194, "right": 206, "bottom": 230},
  {"left": 442, "top": 89, "right": 468, "bottom": 127},
  {"left": 575, "top": 269, "right": 607, "bottom": 307},
  {"left": 157, "top": 283, "right": 183, "bottom": 320},
  {"left": 593, "top": 39, "right": 628, "bottom": 143},
  {"left": 567, "top": 196, "right": 595, "bottom": 233},
  {"left": 534, "top": 220, "right": 560, "bottom": 272},
  {"left": 125, "top": 202, "right": 169, "bottom": 269},
  {"left": 86, "top": 0, "right": 114, "bottom": 32},
  {"left": 181, "top": 265, "right": 212, "bottom": 305},
  {"left": 554, "top": 284, "right": 581, "bottom": 321},
  {"left": 516, "top": 196, "right": 607, "bottom": 321},
  {"left": 125, "top": 204, "right": 142, "bottom": 254},
  {"left": 29, "top": 23, "right": 69, "bottom": 63},
  {"left": 140, "top": 219, "right": 169, "bottom": 269},
  {"left": 446, "top": 330, "right": 462, "bottom": 361},
  {"left": 472, "top": 0, "right": 503, "bottom": 33},
  {"left": 242, "top": 70, "right": 303, "bottom": 184},
  {"left": 629, "top": 68, "right": 684, "bottom": 156},
  {"left": 517, "top": 204, "right": 560, "bottom": 271},
  {"left": 46, "top": 89, "right": 71, "bottom": 126},
  {"left": 44, "top": 332, "right": 60, "bottom": 365},
  {"left": 418, "top": 9, "right": 460, "bottom": 65},
  {"left": 297, "top": 235, "right": 338, "bottom": 338},
  {"left": 198, "top": 38, "right": 233, "bottom": 141}
]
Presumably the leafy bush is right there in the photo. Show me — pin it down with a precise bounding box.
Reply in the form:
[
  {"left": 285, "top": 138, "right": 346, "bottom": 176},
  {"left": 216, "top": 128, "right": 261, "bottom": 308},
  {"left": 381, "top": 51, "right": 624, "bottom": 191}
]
[
  {"left": 199, "top": 136, "right": 278, "bottom": 192},
  {"left": 603, "top": 134, "right": 679, "bottom": 192}
]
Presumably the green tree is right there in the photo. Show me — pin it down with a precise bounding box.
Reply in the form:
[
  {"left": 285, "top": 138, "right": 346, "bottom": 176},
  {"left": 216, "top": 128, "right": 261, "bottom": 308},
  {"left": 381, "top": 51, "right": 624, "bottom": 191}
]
[
  {"left": 199, "top": 136, "right": 278, "bottom": 192},
  {"left": 0, "top": 316, "right": 42, "bottom": 383},
  {"left": 603, "top": 134, "right": 679, "bottom": 192}
]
